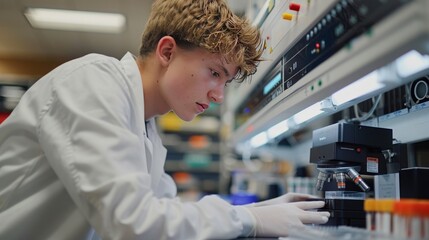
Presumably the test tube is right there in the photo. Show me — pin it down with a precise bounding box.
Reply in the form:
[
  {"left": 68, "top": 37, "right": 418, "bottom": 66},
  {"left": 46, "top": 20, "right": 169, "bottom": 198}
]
[
  {"left": 393, "top": 200, "right": 406, "bottom": 238},
  {"left": 394, "top": 199, "right": 420, "bottom": 239},
  {"left": 375, "top": 199, "right": 382, "bottom": 234},
  {"left": 379, "top": 199, "right": 395, "bottom": 235},
  {"left": 409, "top": 200, "right": 421, "bottom": 240},
  {"left": 364, "top": 198, "right": 376, "bottom": 231},
  {"left": 422, "top": 200, "right": 429, "bottom": 240}
]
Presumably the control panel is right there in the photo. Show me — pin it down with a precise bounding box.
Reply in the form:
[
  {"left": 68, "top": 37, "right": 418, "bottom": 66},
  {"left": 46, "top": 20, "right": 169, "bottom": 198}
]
[{"left": 224, "top": 0, "right": 429, "bottom": 149}]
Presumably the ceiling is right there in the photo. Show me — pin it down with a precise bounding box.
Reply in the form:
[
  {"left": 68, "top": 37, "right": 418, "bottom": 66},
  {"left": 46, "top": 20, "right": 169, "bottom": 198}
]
[{"left": 0, "top": 0, "right": 249, "bottom": 62}]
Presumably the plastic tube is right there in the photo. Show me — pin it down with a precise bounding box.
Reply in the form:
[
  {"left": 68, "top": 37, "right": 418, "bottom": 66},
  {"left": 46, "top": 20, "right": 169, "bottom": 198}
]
[
  {"left": 393, "top": 200, "right": 406, "bottom": 238},
  {"left": 422, "top": 201, "right": 429, "bottom": 240},
  {"left": 375, "top": 199, "right": 383, "bottom": 233},
  {"left": 409, "top": 200, "right": 421, "bottom": 240},
  {"left": 395, "top": 199, "right": 420, "bottom": 239},
  {"left": 364, "top": 198, "right": 376, "bottom": 231},
  {"left": 379, "top": 199, "right": 395, "bottom": 235}
]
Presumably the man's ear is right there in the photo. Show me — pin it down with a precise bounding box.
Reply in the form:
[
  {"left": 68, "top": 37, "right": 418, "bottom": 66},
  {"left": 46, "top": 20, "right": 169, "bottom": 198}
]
[{"left": 156, "top": 36, "right": 176, "bottom": 66}]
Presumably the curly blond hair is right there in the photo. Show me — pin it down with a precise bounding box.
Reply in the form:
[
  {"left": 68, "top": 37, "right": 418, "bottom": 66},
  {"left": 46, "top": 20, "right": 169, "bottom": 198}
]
[{"left": 139, "top": 0, "right": 263, "bottom": 81}]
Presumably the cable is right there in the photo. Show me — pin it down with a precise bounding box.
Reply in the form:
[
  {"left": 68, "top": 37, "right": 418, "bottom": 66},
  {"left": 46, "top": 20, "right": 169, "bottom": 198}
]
[{"left": 349, "top": 93, "right": 383, "bottom": 122}]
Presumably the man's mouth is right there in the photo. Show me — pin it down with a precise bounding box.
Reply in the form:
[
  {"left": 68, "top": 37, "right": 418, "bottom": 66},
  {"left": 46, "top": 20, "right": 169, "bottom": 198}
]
[{"left": 196, "top": 102, "right": 209, "bottom": 112}]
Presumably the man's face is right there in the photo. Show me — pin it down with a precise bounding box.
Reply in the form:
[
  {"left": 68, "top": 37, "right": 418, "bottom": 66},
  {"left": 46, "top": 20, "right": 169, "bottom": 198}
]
[{"left": 159, "top": 47, "right": 238, "bottom": 121}]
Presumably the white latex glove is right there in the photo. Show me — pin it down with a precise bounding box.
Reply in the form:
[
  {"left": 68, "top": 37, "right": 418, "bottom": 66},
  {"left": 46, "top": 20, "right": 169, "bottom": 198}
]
[
  {"left": 246, "top": 201, "right": 330, "bottom": 237},
  {"left": 249, "top": 192, "right": 319, "bottom": 207}
]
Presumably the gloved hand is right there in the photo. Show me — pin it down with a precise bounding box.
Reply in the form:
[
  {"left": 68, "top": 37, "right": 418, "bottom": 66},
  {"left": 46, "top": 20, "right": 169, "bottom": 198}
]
[
  {"left": 246, "top": 201, "right": 330, "bottom": 237},
  {"left": 249, "top": 192, "right": 319, "bottom": 207}
]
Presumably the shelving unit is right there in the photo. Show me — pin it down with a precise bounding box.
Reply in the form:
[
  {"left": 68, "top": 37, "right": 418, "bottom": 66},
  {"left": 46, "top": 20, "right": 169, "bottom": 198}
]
[{"left": 157, "top": 103, "right": 222, "bottom": 196}]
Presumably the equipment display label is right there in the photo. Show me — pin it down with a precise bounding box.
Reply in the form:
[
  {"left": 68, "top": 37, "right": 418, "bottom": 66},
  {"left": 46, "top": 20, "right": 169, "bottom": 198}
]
[{"left": 367, "top": 157, "right": 379, "bottom": 173}]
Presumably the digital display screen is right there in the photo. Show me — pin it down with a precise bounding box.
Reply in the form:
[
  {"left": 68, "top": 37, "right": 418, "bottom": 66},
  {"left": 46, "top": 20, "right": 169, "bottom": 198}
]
[{"left": 263, "top": 73, "right": 281, "bottom": 96}]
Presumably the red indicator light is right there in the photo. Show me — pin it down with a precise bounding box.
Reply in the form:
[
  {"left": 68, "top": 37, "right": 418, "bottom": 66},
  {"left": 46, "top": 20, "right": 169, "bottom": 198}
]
[
  {"left": 289, "top": 3, "right": 301, "bottom": 12},
  {"left": 316, "top": 43, "right": 320, "bottom": 48}
]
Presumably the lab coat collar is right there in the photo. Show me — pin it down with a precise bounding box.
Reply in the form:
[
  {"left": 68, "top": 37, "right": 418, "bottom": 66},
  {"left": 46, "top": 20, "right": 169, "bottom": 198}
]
[
  {"left": 120, "top": 52, "right": 146, "bottom": 131},
  {"left": 120, "top": 52, "right": 142, "bottom": 103},
  {"left": 120, "top": 52, "right": 167, "bottom": 191}
]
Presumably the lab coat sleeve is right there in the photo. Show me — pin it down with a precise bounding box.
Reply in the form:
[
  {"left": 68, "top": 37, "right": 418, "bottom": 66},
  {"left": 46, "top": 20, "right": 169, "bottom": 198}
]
[
  {"left": 36, "top": 58, "right": 244, "bottom": 240},
  {"left": 233, "top": 205, "right": 256, "bottom": 237}
]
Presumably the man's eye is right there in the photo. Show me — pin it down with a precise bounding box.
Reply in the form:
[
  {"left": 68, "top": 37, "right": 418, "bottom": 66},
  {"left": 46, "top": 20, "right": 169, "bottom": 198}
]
[{"left": 211, "top": 69, "right": 220, "bottom": 78}]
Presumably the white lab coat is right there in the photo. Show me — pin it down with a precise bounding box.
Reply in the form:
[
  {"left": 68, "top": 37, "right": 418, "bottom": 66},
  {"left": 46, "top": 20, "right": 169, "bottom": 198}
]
[{"left": 0, "top": 53, "right": 252, "bottom": 240}]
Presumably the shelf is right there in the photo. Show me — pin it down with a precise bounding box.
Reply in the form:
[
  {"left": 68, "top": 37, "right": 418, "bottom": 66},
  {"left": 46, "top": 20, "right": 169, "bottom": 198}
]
[
  {"left": 163, "top": 138, "right": 220, "bottom": 155},
  {"left": 157, "top": 105, "right": 222, "bottom": 194},
  {"left": 164, "top": 161, "right": 220, "bottom": 174}
]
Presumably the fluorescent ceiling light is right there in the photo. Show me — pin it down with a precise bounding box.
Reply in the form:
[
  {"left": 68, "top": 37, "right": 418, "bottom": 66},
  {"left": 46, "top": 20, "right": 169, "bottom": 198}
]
[
  {"left": 292, "top": 102, "right": 323, "bottom": 125},
  {"left": 250, "top": 131, "right": 268, "bottom": 148},
  {"left": 396, "top": 50, "right": 429, "bottom": 78},
  {"left": 267, "top": 119, "right": 289, "bottom": 139},
  {"left": 24, "top": 8, "right": 126, "bottom": 33},
  {"left": 331, "top": 71, "right": 385, "bottom": 106}
]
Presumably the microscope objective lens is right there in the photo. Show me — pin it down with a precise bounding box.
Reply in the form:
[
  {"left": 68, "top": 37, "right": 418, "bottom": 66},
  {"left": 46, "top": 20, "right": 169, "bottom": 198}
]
[
  {"left": 347, "top": 168, "right": 370, "bottom": 192},
  {"left": 335, "top": 172, "right": 346, "bottom": 189}
]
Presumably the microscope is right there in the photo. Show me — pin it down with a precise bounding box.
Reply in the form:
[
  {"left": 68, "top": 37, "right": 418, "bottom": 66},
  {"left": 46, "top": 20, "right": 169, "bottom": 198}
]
[{"left": 309, "top": 122, "right": 400, "bottom": 228}]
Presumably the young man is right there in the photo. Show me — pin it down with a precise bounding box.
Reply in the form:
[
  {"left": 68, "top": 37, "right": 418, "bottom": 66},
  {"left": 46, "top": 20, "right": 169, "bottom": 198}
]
[{"left": 0, "top": 0, "right": 329, "bottom": 239}]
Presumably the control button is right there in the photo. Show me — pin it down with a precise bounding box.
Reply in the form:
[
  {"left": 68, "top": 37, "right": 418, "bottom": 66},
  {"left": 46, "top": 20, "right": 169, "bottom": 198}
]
[
  {"left": 282, "top": 13, "right": 293, "bottom": 21},
  {"left": 359, "top": 5, "right": 369, "bottom": 16},
  {"left": 349, "top": 14, "right": 358, "bottom": 25},
  {"left": 322, "top": 18, "right": 327, "bottom": 26},
  {"left": 289, "top": 3, "right": 301, "bottom": 12},
  {"left": 336, "top": 4, "right": 342, "bottom": 12}
]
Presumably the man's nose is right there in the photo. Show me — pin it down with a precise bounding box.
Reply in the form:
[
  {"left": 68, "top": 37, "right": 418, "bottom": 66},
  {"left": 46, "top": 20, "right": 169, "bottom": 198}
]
[{"left": 208, "top": 85, "right": 224, "bottom": 104}]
